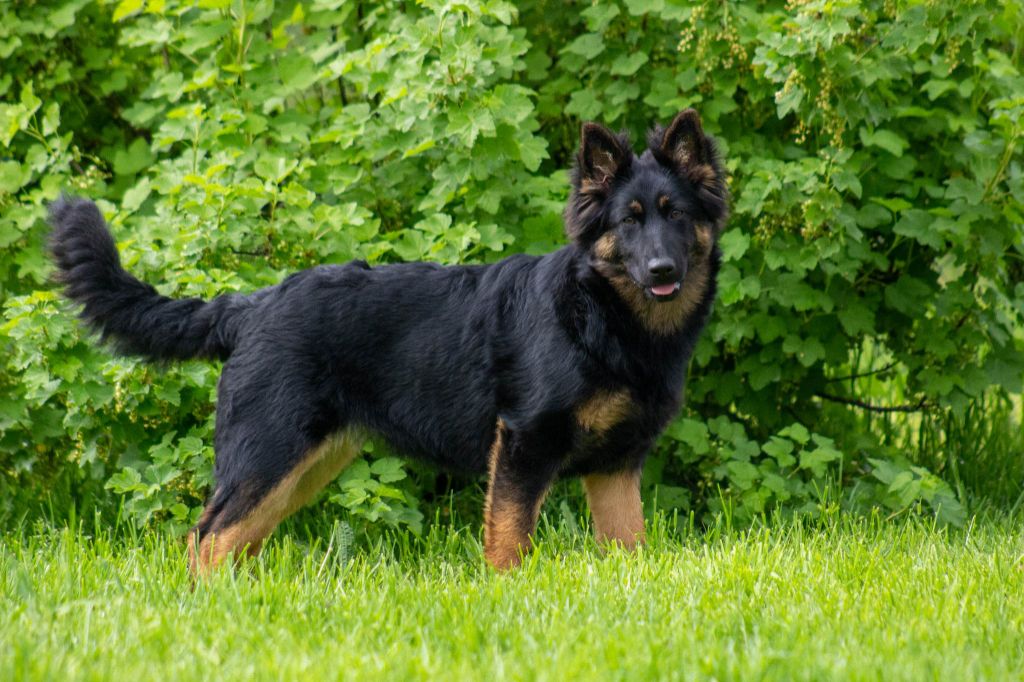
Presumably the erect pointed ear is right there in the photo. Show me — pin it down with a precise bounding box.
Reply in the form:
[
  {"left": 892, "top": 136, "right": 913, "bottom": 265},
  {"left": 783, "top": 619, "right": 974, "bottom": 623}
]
[
  {"left": 660, "top": 108, "right": 710, "bottom": 168},
  {"left": 651, "top": 108, "right": 729, "bottom": 233},
  {"left": 577, "top": 122, "right": 631, "bottom": 193}
]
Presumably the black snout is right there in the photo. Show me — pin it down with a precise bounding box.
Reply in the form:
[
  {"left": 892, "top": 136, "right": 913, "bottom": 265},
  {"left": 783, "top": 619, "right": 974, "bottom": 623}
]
[{"left": 647, "top": 258, "right": 679, "bottom": 281}]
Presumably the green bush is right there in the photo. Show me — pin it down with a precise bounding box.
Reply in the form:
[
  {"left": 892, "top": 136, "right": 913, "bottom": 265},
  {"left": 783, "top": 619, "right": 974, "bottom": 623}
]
[{"left": 1, "top": 0, "right": 1021, "bottom": 532}]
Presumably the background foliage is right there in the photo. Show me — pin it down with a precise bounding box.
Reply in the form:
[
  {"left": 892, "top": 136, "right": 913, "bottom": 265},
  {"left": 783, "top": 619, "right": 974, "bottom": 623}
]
[{"left": 1, "top": 0, "right": 1022, "bottom": 534}]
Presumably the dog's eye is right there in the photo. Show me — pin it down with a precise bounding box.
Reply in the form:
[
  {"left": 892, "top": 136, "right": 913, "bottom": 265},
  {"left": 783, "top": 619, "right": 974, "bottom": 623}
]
[
  {"left": 669, "top": 209, "right": 683, "bottom": 220},
  {"left": 622, "top": 216, "right": 637, "bottom": 226}
]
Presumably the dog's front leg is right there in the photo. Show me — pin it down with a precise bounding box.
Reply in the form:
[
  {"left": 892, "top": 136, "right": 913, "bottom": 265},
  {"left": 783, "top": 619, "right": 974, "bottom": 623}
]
[
  {"left": 483, "top": 421, "right": 560, "bottom": 570},
  {"left": 582, "top": 467, "right": 645, "bottom": 549}
]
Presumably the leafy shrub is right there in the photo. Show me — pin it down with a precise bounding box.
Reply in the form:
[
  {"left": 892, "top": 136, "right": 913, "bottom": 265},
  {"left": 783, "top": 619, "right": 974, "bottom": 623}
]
[{"left": 1, "top": 0, "right": 1021, "bottom": 532}]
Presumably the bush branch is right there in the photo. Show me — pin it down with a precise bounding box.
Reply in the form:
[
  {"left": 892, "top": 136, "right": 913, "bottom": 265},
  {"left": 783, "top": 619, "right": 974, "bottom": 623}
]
[
  {"left": 815, "top": 392, "right": 931, "bottom": 413},
  {"left": 824, "top": 361, "right": 898, "bottom": 384}
]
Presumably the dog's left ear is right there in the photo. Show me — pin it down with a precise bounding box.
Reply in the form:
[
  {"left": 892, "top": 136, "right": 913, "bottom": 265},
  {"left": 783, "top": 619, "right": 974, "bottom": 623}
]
[
  {"left": 652, "top": 109, "right": 729, "bottom": 232},
  {"left": 661, "top": 109, "right": 712, "bottom": 169}
]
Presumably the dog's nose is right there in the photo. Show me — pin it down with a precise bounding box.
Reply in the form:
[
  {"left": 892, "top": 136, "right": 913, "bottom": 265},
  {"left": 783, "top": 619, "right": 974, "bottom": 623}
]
[{"left": 647, "top": 258, "right": 678, "bottom": 279}]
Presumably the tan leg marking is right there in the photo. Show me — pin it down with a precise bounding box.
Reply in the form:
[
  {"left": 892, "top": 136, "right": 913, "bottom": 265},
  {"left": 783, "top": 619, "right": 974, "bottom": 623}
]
[
  {"left": 575, "top": 389, "right": 632, "bottom": 435},
  {"left": 483, "top": 420, "right": 550, "bottom": 571},
  {"left": 189, "top": 429, "right": 363, "bottom": 576},
  {"left": 583, "top": 469, "right": 645, "bottom": 549}
]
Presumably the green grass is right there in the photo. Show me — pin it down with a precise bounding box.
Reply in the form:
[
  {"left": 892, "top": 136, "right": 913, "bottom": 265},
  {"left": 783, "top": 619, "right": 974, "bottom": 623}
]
[{"left": 3, "top": 514, "right": 1024, "bottom": 681}]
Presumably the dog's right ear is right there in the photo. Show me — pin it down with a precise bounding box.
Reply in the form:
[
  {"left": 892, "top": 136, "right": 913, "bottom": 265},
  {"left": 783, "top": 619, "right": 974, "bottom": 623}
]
[
  {"left": 565, "top": 123, "right": 632, "bottom": 242},
  {"left": 576, "top": 122, "right": 631, "bottom": 194}
]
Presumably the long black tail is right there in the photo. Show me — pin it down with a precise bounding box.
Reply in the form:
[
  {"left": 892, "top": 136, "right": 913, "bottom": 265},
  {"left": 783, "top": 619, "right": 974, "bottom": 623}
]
[{"left": 49, "top": 197, "right": 247, "bottom": 362}]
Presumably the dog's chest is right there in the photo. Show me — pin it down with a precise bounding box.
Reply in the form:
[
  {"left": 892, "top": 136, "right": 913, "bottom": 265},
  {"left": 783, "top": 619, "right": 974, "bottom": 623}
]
[
  {"left": 573, "top": 388, "right": 633, "bottom": 436},
  {"left": 567, "top": 386, "right": 680, "bottom": 473}
]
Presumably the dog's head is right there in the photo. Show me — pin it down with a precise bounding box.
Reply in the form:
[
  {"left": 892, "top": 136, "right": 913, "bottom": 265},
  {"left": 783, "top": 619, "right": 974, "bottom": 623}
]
[{"left": 565, "top": 109, "right": 728, "bottom": 305}]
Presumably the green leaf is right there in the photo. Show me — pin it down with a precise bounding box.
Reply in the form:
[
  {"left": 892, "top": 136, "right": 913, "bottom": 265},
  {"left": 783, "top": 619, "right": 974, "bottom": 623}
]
[
  {"left": 106, "top": 468, "right": 143, "bottom": 492},
  {"left": 476, "top": 223, "right": 514, "bottom": 252},
  {"left": 838, "top": 303, "right": 875, "bottom": 336},
  {"left": 491, "top": 85, "right": 534, "bottom": 124},
  {"left": 122, "top": 178, "right": 152, "bottom": 212},
  {"left": 370, "top": 457, "right": 407, "bottom": 483},
  {"left": 763, "top": 437, "right": 796, "bottom": 467},
  {"left": 945, "top": 177, "right": 984, "bottom": 205},
  {"left": 563, "top": 34, "right": 605, "bottom": 60},
  {"left": 718, "top": 265, "right": 761, "bottom": 305},
  {"left": 893, "top": 210, "right": 943, "bottom": 250},
  {"left": 278, "top": 54, "right": 317, "bottom": 93},
  {"left": 664, "top": 418, "right": 711, "bottom": 455},
  {"left": 782, "top": 335, "right": 825, "bottom": 367},
  {"left": 446, "top": 104, "right": 495, "bottom": 146},
  {"left": 403, "top": 139, "right": 436, "bottom": 159},
  {"left": 921, "top": 79, "right": 956, "bottom": 100},
  {"left": 516, "top": 136, "right": 547, "bottom": 171},
  {"left": 871, "top": 197, "right": 912, "bottom": 213},
  {"left": 778, "top": 423, "right": 810, "bottom": 445},
  {"left": 581, "top": 3, "right": 620, "bottom": 30},
  {"left": 624, "top": 0, "right": 665, "bottom": 16},
  {"left": 113, "top": 0, "right": 144, "bottom": 22},
  {"left": 719, "top": 231, "right": 750, "bottom": 262},
  {"left": 254, "top": 154, "right": 299, "bottom": 183},
  {"left": 884, "top": 275, "right": 932, "bottom": 315},
  {"left": 414, "top": 214, "right": 453, "bottom": 235},
  {"left": 113, "top": 138, "right": 155, "bottom": 176},
  {"left": 726, "top": 461, "right": 760, "bottom": 490},
  {"left": 800, "top": 445, "right": 842, "bottom": 478},
  {"left": 832, "top": 168, "right": 862, "bottom": 198},
  {"left": 610, "top": 52, "right": 649, "bottom": 76},
  {"left": 775, "top": 81, "right": 804, "bottom": 118},
  {"left": 859, "top": 128, "right": 909, "bottom": 157},
  {"left": 0, "top": 161, "right": 29, "bottom": 194},
  {"left": 0, "top": 106, "right": 24, "bottom": 147},
  {"left": 565, "top": 90, "right": 602, "bottom": 120}
]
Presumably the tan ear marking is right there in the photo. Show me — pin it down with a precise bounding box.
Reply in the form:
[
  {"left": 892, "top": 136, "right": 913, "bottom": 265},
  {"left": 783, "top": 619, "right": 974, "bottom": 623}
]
[
  {"left": 594, "top": 233, "right": 618, "bottom": 261},
  {"left": 686, "top": 164, "right": 717, "bottom": 190},
  {"left": 592, "top": 148, "right": 618, "bottom": 182},
  {"left": 695, "top": 223, "right": 712, "bottom": 252}
]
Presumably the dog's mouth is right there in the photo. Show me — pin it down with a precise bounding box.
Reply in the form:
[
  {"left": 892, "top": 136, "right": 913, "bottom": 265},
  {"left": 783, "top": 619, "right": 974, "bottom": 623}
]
[{"left": 648, "top": 281, "right": 681, "bottom": 301}]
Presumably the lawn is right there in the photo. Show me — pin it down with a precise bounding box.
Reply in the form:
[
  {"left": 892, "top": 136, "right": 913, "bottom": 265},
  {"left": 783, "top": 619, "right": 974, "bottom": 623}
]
[{"left": 3, "top": 514, "right": 1023, "bottom": 681}]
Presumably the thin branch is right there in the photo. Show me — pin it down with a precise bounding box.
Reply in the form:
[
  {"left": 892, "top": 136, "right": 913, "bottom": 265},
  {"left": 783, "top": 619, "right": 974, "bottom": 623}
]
[
  {"left": 824, "top": 361, "right": 898, "bottom": 384},
  {"left": 815, "top": 392, "right": 931, "bottom": 413}
]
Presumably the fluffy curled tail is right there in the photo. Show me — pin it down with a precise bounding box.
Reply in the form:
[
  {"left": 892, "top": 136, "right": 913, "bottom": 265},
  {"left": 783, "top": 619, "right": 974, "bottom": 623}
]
[{"left": 49, "top": 197, "right": 247, "bottom": 362}]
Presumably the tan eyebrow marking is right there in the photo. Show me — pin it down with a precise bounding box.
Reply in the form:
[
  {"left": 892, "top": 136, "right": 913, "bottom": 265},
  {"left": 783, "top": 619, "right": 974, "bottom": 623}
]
[
  {"left": 628, "top": 200, "right": 643, "bottom": 214},
  {"left": 658, "top": 195, "right": 670, "bottom": 208}
]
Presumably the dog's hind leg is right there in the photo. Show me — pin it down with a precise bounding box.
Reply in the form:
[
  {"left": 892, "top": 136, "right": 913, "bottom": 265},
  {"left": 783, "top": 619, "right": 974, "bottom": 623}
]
[
  {"left": 188, "top": 429, "right": 363, "bottom": 576},
  {"left": 582, "top": 467, "right": 645, "bottom": 549}
]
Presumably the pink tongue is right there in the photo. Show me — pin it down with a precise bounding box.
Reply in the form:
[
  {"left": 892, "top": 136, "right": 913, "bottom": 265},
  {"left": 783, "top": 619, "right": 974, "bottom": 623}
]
[{"left": 651, "top": 283, "right": 677, "bottom": 296}]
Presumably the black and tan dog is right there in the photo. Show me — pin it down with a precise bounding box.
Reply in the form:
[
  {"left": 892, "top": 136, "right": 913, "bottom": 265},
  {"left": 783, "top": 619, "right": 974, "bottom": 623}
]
[{"left": 49, "top": 109, "right": 728, "bottom": 574}]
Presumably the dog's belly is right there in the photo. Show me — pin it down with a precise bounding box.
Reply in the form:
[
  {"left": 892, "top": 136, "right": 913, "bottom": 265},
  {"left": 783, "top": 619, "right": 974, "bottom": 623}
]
[
  {"left": 360, "top": 382, "right": 499, "bottom": 473},
  {"left": 327, "top": 312, "right": 499, "bottom": 474}
]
